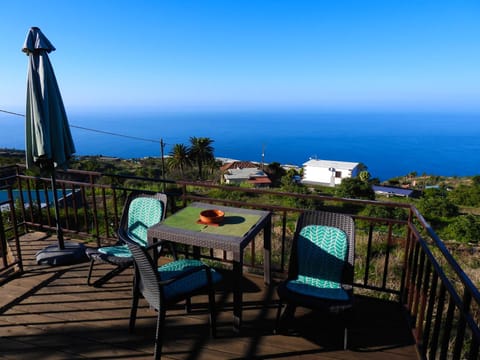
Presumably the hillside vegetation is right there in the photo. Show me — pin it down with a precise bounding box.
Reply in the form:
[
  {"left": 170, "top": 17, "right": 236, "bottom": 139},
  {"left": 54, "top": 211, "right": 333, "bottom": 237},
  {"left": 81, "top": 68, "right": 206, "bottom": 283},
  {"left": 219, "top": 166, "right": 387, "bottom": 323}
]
[
  {"left": 2, "top": 148, "right": 479, "bottom": 287},
  {"left": 3, "top": 148, "right": 480, "bottom": 245}
]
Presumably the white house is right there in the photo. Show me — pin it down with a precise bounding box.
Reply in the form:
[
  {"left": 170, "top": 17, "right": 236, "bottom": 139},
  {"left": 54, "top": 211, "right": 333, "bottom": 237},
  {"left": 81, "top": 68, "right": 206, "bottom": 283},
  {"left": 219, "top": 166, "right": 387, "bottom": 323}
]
[{"left": 302, "top": 159, "right": 360, "bottom": 187}]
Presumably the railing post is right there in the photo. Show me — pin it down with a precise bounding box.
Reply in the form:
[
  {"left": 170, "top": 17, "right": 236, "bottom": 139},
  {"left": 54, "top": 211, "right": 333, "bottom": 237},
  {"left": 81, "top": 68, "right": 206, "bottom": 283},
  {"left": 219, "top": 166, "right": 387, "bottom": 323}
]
[
  {"left": 422, "top": 271, "right": 438, "bottom": 358},
  {"left": 452, "top": 289, "right": 471, "bottom": 359},
  {"left": 280, "top": 210, "right": 287, "bottom": 273},
  {"left": 0, "top": 206, "right": 7, "bottom": 268},
  {"left": 16, "top": 165, "right": 28, "bottom": 233}
]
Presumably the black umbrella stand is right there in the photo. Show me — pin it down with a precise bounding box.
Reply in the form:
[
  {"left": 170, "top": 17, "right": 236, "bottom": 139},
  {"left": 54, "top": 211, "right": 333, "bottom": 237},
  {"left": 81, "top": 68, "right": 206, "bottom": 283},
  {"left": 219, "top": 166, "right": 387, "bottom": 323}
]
[{"left": 35, "top": 168, "right": 87, "bottom": 266}]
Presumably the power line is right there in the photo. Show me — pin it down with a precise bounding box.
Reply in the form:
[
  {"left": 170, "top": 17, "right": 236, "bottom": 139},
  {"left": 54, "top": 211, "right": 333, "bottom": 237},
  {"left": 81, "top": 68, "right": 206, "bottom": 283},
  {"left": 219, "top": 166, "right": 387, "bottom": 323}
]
[
  {"left": 0, "top": 108, "right": 163, "bottom": 145},
  {"left": 71, "top": 125, "right": 160, "bottom": 143},
  {"left": 0, "top": 109, "right": 25, "bottom": 117}
]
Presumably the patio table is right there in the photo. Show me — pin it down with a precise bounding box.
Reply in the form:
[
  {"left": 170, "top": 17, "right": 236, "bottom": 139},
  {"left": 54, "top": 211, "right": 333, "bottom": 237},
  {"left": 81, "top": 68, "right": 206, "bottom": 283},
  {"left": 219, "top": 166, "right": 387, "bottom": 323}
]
[{"left": 147, "top": 202, "right": 272, "bottom": 331}]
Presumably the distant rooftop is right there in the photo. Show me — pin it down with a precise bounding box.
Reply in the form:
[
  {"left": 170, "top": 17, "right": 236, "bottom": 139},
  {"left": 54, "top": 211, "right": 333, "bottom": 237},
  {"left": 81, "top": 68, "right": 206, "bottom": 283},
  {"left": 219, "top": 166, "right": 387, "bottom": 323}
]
[
  {"left": 372, "top": 185, "right": 415, "bottom": 197},
  {"left": 303, "top": 159, "right": 360, "bottom": 169},
  {"left": 220, "top": 161, "right": 260, "bottom": 172},
  {"left": 224, "top": 167, "right": 266, "bottom": 180}
]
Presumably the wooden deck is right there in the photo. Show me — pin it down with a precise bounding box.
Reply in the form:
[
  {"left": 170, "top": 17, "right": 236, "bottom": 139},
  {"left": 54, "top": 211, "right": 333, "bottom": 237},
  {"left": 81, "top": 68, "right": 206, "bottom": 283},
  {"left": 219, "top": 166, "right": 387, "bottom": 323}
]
[{"left": 0, "top": 232, "right": 418, "bottom": 359}]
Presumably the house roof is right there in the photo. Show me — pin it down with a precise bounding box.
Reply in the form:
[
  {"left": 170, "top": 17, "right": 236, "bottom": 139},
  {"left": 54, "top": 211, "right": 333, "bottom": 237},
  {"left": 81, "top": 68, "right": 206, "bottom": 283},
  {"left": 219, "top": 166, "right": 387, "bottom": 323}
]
[
  {"left": 248, "top": 177, "right": 272, "bottom": 185},
  {"left": 224, "top": 167, "right": 267, "bottom": 181},
  {"left": 220, "top": 161, "right": 260, "bottom": 172},
  {"left": 372, "top": 185, "right": 414, "bottom": 197},
  {"left": 303, "top": 159, "right": 360, "bottom": 170}
]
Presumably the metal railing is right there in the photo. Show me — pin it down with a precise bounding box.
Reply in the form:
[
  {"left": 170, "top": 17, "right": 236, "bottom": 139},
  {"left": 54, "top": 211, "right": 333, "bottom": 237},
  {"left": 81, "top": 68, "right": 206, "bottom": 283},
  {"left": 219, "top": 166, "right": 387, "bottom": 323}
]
[{"left": 0, "top": 164, "right": 478, "bottom": 359}]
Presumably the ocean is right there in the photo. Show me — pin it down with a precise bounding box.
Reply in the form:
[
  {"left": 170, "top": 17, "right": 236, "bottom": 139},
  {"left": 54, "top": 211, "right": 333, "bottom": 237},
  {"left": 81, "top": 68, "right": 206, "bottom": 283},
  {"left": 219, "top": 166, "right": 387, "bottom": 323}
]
[{"left": 1, "top": 111, "right": 479, "bottom": 181}]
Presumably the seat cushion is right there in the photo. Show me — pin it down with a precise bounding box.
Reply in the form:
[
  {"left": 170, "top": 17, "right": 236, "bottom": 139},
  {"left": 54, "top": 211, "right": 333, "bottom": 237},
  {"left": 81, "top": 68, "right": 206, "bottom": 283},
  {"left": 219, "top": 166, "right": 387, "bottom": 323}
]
[
  {"left": 287, "top": 225, "right": 348, "bottom": 300},
  {"left": 85, "top": 245, "right": 133, "bottom": 266},
  {"left": 285, "top": 280, "right": 349, "bottom": 301},
  {"left": 97, "top": 244, "right": 132, "bottom": 258},
  {"left": 277, "top": 280, "right": 353, "bottom": 312},
  {"left": 158, "top": 259, "right": 222, "bottom": 301}
]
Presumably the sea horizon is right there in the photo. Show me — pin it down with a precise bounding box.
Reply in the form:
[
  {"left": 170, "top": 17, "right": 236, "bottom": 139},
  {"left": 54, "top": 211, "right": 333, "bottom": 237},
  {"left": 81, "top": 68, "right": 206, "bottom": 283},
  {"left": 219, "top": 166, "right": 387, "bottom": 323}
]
[{"left": 1, "top": 110, "right": 480, "bottom": 181}]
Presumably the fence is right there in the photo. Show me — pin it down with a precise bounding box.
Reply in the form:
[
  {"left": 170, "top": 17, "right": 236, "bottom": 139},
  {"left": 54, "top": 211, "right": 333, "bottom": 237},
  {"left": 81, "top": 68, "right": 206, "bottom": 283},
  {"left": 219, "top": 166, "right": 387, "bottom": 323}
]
[{"left": 0, "top": 164, "right": 478, "bottom": 359}]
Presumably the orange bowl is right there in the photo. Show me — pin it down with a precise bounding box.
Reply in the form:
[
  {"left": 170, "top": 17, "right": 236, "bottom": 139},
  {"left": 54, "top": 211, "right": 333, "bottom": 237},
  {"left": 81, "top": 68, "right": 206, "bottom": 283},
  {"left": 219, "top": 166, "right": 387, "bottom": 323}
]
[{"left": 200, "top": 209, "right": 225, "bottom": 224}]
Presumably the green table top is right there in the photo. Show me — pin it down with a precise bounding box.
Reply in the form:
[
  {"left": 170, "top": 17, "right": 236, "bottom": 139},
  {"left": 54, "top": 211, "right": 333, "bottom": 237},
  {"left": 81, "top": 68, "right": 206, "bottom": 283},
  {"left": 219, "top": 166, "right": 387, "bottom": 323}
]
[{"left": 161, "top": 206, "right": 262, "bottom": 237}]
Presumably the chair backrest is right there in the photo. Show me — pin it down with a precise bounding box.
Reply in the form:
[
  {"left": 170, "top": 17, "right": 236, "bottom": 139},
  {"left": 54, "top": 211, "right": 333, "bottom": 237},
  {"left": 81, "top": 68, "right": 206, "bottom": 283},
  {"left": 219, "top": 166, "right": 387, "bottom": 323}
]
[
  {"left": 124, "top": 236, "right": 162, "bottom": 310},
  {"left": 119, "top": 192, "right": 167, "bottom": 247},
  {"left": 288, "top": 211, "right": 355, "bottom": 286}
]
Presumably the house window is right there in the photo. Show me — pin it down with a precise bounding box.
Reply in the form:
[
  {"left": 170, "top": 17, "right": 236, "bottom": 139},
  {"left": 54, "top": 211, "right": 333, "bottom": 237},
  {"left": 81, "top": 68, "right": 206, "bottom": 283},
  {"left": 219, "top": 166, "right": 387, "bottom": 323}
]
[{"left": 335, "top": 171, "right": 342, "bottom": 178}]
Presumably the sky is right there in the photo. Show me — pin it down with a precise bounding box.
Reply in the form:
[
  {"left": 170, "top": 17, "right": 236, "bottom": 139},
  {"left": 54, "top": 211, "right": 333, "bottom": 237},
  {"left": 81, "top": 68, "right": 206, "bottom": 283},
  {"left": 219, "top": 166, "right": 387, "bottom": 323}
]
[{"left": 1, "top": 0, "right": 480, "bottom": 114}]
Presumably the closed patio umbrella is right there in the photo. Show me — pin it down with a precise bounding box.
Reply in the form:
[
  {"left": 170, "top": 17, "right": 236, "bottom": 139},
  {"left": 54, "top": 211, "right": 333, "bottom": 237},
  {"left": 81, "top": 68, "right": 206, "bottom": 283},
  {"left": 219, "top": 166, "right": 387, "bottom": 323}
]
[{"left": 23, "top": 27, "right": 85, "bottom": 265}]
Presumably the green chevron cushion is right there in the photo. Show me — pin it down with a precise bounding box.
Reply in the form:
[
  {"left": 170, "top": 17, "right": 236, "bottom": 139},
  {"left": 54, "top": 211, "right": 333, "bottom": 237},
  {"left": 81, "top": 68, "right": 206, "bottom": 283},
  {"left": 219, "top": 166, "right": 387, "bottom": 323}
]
[
  {"left": 287, "top": 225, "right": 348, "bottom": 300},
  {"left": 99, "top": 197, "right": 163, "bottom": 256},
  {"left": 158, "top": 259, "right": 222, "bottom": 300},
  {"left": 98, "top": 244, "right": 131, "bottom": 257},
  {"left": 127, "top": 197, "right": 164, "bottom": 247}
]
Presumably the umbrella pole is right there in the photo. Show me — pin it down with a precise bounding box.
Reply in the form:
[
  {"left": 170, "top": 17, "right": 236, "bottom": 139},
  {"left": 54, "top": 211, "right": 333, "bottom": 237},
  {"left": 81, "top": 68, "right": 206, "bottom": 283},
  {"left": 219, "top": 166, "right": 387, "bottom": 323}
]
[
  {"left": 35, "top": 169, "right": 86, "bottom": 266},
  {"left": 50, "top": 170, "right": 65, "bottom": 250}
]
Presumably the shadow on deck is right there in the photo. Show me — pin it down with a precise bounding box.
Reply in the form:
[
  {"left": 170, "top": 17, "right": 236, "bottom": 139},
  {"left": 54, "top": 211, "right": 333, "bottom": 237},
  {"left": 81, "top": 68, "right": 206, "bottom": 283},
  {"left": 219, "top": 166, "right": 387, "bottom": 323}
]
[{"left": 0, "top": 232, "right": 418, "bottom": 359}]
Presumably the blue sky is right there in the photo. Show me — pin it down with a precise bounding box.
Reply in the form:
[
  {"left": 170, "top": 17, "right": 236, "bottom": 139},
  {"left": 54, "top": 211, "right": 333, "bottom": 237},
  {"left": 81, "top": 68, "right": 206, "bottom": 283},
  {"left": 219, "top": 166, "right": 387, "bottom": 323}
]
[{"left": 2, "top": 0, "right": 480, "bottom": 113}]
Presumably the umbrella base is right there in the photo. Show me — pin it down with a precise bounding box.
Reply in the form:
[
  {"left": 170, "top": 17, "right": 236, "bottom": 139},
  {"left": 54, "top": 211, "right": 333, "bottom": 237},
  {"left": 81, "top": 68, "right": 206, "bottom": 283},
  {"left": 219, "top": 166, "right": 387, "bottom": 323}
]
[{"left": 36, "top": 241, "right": 88, "bottom": 266}]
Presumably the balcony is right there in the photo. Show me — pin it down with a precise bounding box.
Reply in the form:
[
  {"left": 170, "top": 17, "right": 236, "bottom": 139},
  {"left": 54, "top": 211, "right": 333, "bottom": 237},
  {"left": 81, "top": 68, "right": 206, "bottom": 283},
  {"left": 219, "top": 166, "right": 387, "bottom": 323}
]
[{"left": 1, "top": 165, "right": 479, "bottom": 359}]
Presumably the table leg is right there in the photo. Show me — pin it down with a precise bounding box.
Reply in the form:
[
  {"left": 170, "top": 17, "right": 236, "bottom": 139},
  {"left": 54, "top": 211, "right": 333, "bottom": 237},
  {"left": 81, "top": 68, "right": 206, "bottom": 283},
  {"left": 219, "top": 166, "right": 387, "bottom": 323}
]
[
  {"left": 192, "top": 245, "right": 201, "bottom": 259},
  {"left": 232, "top": 251, "right": 243, "bottom": 332}
]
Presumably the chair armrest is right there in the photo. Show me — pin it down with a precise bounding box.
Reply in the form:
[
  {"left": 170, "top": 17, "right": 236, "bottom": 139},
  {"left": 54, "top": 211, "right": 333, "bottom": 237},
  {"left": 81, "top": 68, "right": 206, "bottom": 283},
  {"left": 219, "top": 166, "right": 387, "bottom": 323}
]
[{"left": 117, "top": 228, "right": 129, "bottom": 244}]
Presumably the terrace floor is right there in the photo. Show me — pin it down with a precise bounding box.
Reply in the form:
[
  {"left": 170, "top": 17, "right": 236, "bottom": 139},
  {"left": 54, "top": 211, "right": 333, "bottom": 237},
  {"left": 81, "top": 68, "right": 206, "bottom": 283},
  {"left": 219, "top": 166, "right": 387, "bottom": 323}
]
[{"left": 0, "top": 232, "right": 418, "bottom": 359}]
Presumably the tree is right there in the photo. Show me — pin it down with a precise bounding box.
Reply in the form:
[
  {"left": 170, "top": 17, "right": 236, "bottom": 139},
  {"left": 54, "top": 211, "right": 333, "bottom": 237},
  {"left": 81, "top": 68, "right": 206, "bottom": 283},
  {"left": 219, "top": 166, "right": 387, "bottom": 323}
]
[
  {"left": 448, "top": 184, "right": 480, "bottom": 207},
  {"left": 472, "top": 175, "right": 480, "bottom": 187},
  {"left": 205, "top": 157, "right": 222, "bottom": 180},
  {"left": 279, "top": 172, "right": 316, "bottom": 209},
  {"left": 359, "top": 170, "right": 371, "bottom": 183},
  {"left": 416, "top": 188, "right": 458, "bottom": 219},
  {"left": 265, "top": 162, "right": 286, "bottom": 187},
  {"left": 335, "top": 177, "right": 375, "bottom": 200},
  {"left": 167, "top": 144, "right": 190, "bottom": 177},
  {"left": 445, "top": 214, "right": 480, "bottom": 244},
  {"left": 188, "top": 137, "right": 214, "bottom": 180},
  {"left": 357, "top": 162, "right": 368, "bottom": 172}
]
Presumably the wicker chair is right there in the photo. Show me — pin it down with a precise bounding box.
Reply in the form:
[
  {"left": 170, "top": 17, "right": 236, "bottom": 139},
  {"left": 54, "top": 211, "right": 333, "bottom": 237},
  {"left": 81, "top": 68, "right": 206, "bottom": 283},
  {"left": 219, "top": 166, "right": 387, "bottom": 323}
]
[
  {"left": 275, "top": 210, "right": 355, "bottom": 349},
  {"left": 86, "top": 192, "right": 169, "bottom": 287},
  {"left": 125, "top": 235, "right": 221, "bottom": 360}
]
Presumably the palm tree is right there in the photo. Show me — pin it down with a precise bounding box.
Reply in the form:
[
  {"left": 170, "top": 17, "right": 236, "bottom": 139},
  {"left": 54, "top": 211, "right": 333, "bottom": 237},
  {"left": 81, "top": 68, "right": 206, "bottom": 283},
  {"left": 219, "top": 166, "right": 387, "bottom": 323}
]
[
  {"left": 167, "top": 143, "right": 190, "bottom": 177},
  {"left": 359, "top": 170, "right": 371, "bottom": 183},
  {"left": 188, "top": 137, "right": 214, "bottom": 180}
]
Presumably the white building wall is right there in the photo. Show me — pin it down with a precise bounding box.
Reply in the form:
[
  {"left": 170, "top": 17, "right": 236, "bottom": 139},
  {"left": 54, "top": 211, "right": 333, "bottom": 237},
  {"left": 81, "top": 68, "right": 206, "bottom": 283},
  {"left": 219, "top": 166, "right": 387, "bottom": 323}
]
[
  {"left": 302, "top": 159, "right": 360, "bottom": 186},
  {"left": 303, "top": 166, "right": 335, "bottom": 185}
]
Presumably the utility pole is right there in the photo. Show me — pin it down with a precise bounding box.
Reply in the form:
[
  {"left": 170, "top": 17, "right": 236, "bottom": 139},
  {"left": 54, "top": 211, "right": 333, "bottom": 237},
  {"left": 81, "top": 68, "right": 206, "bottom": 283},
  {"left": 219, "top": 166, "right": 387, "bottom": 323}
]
[
  {"left": 261, "top": 144, "right": 265, "bottom": 170},
  {"left": 160, "top": 139, "right": 166, "bottom": 192}
]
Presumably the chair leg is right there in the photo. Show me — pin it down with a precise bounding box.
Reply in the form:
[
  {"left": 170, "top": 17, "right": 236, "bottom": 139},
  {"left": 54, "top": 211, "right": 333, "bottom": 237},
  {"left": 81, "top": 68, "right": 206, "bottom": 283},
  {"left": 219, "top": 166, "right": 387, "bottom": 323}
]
[
  {"left": 154, "top": 309, "right": 166, "bottom": 360},
  {"left": 129, "top": 275, "right": 140, "bottom": 333},
  {"left": 86, "top": 259, "right": 95, "bottom": 285},
  {"left": 344, "top": 327, "right": 348, "bottom": 350},
  {"left": 185, "top": 297, "right": 192, "bottom": 313},
  {"left": 167, "top": 241, "right": 178, "bottom": 260},
  {"left": 206, "top": 269, "right": 217, "bottom": 338},
  {"left": 274, "top": 300, "right": 283, "bottom": 334},
  {"left": 90, "top": 264, "right": 131, "bottom": 287},
  {"left": 276, "top": 303, "right": 296, "bottom": 333}
]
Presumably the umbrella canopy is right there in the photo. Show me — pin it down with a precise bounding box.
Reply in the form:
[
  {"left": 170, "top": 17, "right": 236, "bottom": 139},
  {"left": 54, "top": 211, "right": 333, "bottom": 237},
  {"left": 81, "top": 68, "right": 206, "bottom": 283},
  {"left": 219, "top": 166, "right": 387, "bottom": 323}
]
[
  {"left": 22, "top": 27, "right": 84, "bottom": 265},
  {"left": 23, "top": 26, "right": 75, "bottom": 170}
]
